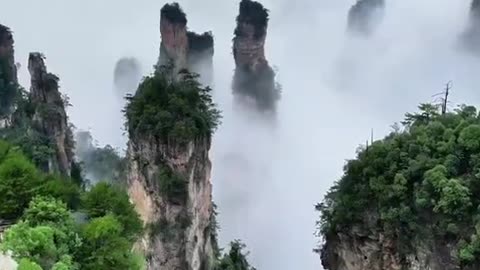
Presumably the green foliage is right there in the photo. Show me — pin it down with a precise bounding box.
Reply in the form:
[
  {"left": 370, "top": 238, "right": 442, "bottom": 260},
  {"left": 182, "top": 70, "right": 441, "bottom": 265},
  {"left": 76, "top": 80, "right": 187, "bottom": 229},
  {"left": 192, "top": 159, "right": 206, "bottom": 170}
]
[
  {"left": 215, "top": 240, "right": 256, "bottom": 270},
  {"left": 157, "top": 166, "right": 188, "bottom": 203},
  {"left": 0, "top": 149, "right": 43, "bottom": 219},
  {"left": 39, "top": 175, "right": 81, "bottom": 210},
  {"left": 17, "top": 259, "right": 43, "bottom": 270},
  {"left": 124, "top": 66, "right": 221, "bottom": 143},
  {"left": 317, "top": 104, "right": 480, "bottom": 264},
  {"left": 82, "top": 182, "right": 142, "bottom": 240},
  {"left": 0, "top": 197, "right": 81, "bottom": 270},
  {"left": 78, "top": 215, "right": 140, "bottom": 270}
]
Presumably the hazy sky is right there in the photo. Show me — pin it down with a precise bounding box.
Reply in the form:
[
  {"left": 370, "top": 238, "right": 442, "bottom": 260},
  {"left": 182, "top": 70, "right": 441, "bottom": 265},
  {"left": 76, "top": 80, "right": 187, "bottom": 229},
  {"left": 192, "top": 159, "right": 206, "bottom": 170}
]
[{"left": 4, "top": 1, "right": 480, "bottom": 269}]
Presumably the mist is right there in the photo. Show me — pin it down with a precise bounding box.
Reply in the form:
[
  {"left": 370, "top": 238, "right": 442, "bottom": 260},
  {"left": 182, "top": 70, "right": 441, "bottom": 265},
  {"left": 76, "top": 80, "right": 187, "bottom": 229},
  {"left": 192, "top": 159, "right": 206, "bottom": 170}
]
[{"left": 4, "top": 0, "right": 480, "bottom": 269}]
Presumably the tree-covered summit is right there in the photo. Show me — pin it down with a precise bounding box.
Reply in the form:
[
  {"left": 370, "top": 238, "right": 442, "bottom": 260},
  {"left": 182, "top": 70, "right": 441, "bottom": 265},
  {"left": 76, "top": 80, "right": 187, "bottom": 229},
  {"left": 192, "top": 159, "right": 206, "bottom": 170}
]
[
  {"left": 124, "top": 66, "right": 221, "bottom": 143},
  {"left": 317, "top": 103, "right": 480, "bottom": 266}
]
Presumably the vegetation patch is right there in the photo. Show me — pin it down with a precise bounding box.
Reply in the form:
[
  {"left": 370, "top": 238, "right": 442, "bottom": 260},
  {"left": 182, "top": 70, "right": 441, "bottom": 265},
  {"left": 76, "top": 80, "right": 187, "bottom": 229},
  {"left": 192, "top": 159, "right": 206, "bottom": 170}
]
[{"left": 124, "top": 65, "right": 221, "bottom": 143}]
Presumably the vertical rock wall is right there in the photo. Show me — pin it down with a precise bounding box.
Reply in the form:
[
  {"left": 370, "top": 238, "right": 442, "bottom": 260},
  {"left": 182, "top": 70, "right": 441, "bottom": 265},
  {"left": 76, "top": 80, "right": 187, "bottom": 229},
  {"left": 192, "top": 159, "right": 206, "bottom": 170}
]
[
  {"left": 158, "top": 3, "right": 214, "bottom": 86},
  {"left": 28, "top": 53, "right": 74, "bottom": 176},
  {"left": 0, "top": 24, "right": 18, "bottom": 126},
  {"left": 232, "top": 0, "right": 279, "bottom": 114},
  {"left": 127, "top": 137, "right": 215, "bottom": 270}
]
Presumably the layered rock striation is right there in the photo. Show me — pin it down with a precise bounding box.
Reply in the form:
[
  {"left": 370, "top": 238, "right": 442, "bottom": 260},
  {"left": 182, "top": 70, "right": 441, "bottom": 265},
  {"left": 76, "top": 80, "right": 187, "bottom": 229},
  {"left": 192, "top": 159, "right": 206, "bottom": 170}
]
[
  {"left": 347, "top": 0, "right": 385, "bottom": 36},
  {"left": 232, "top": 0, "right": 279, "bottom": 114},
  {"left": 28, "top": 53, "right": 74, "bottom": 176},
  {"left": 158, "top": 3, "right": 214, "bottom": 86},
  {"left": 0, "top": 24, "right": 19, "bottom": 126}
]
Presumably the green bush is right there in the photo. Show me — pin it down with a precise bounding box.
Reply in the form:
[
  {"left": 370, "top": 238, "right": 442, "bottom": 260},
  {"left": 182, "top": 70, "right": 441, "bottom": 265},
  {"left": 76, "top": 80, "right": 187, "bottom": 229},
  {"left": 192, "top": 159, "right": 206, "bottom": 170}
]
[
  {"left": 124, "top": 66, "right": 221, "bottom": 143},
  {"left": 215, "top": 240, "right": 256, "bottom": 270},
  {"left": 82, "top": 182, "right": 142, "bottom": 240},
  {"left": 0, "top": 150, "right": 43, "bottom": 219},
  {"left": 78, "top": 215, "right": 141, "bottom": 270}
]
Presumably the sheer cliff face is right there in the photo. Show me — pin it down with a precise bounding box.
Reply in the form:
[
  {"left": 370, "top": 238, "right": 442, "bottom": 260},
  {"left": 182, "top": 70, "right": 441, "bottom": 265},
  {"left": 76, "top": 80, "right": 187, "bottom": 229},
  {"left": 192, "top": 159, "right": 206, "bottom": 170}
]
[
  {"left": 232, "top": 0, "right": 279, "bottom": 114},
  {"left": 321, "top": 228, "right": 480, "bottom": 270},
  {"left": 127, "top": 136, "right": 214, "bottom": 270},
  {"left": 347, "top": 0, "right": 385, "bottom": 36},
  {"left": 0, "top": 24, "right": 18, "bottom": 125},
  {"left": 28, "top": 53, "right": 74, "bottom": 176},
  {"left": 158, "top": 3, "right": 214, "bottom": 86}
]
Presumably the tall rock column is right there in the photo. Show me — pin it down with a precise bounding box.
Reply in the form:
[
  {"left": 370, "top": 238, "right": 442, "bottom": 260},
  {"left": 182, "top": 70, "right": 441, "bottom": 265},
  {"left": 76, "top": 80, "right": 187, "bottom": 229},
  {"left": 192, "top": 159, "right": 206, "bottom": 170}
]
[
  {"left": 0, "top": 24, "right": 19, "bottom": 127},
  {"left": 463, "top": 0, "right": 480, "bottom": 51},
  {"left": 125, "top": 68, "right": 220, "bottom": 270},
  {"left": 28, "top": 53, "right": 74, "bottom": 176},
  {"left": 347, "top": 0, "right": 385, "bottom": 36},
  {"left": 232, "top": 0, "right": 279, "bottom": 114},
  {"left": 158, "top": 3, "right": 214, "bottom": 86}
]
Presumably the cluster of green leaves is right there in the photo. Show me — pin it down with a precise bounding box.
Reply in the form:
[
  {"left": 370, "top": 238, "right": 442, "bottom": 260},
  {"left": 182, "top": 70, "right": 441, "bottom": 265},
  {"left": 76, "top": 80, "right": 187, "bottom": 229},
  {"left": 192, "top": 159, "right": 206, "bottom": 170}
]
[
  {"left": 214, "top": 240, "right": 256, "bottom": 270},
  {"left": 0, "top": 140, "right": 144, "bottom": 270},
  {"left": 124, "top": 66, "right": 221, "bottom": 144},
  {"left": 317, "top": 104, "right": 480, "bottom": 265},
  {"left": 0, "top": 141, "right": 80, "bottom": 220}
]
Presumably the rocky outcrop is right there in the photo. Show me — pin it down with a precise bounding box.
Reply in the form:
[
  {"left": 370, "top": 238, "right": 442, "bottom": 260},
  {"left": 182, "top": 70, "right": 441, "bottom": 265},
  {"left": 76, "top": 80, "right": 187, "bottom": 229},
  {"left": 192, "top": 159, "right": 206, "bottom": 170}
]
[
  {"left": 127, "top": 136, "right": 215, "bottom": 270},
  {"left": 320, "top": 218, "right": 480, "bottom": 270},
  {"left": 0, "top": 24, "right": 19, "bottom": 126},
  {"left": 158, "top": 3, "right": 214, "bottom": 86},
  {"left": 347, "top": 0, "right": 385, "bottom": 36},
  {"left": 28, "top": 53, "right": 74, "bottom": 176},
  {"left": 232, "top": 0, "right": 279, "bottom": 114},
  {"left": 113, "top": 57, "right": 142, "bottom": 97}
]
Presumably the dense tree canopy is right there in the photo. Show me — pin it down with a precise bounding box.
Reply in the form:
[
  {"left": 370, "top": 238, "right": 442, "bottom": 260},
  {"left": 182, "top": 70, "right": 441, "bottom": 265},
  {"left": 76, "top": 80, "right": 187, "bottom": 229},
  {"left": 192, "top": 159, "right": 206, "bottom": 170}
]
[
  {"left": 124, "top": 66, "right": 221, "bottom": 143},
  {"left": 0, "top": 139, "right": 144, "bottom": 270},
  {"left": 317, "top": 104, "right": 480, "bottom": 266}
]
